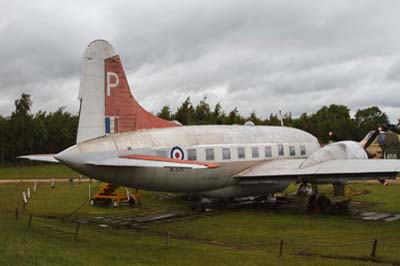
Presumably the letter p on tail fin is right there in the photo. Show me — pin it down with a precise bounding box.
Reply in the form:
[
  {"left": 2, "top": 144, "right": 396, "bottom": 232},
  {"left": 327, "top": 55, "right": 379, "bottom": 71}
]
[{"left": 76, "top": 40, "right": 177, "bottom": 143}]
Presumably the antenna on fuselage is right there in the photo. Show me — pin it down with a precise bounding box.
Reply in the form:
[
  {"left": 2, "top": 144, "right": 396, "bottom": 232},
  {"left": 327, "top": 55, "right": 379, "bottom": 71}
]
[{"left": 279, "top": 110, "right": 284, "bottom": 127}]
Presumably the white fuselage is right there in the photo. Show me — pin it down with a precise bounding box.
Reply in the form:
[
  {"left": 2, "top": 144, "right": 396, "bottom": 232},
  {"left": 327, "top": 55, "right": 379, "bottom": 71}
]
[{"left": 56, "top": 125, "right": 321, "bottom": 198}]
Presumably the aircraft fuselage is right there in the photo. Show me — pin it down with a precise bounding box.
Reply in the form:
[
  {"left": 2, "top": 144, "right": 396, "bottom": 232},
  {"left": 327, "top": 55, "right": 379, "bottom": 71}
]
[{"left": 56, "top": 125, "right": 321, "bottom": 198}]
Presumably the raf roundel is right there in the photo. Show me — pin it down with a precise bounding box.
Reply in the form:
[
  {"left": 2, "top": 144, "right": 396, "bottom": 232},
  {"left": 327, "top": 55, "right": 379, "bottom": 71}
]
[{"left": 170, "top": 146, "right": 184, "bottom": 160}]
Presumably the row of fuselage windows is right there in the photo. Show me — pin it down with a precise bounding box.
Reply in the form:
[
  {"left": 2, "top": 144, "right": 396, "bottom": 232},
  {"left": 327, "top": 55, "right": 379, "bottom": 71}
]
[{"left": 184, "top": 144, "right": 306, "bottom": 161}]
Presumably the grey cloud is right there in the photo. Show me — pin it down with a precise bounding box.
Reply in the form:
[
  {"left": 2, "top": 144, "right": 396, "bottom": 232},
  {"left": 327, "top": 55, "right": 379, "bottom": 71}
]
[{"left": 0, "top": 0, "right": 400, "bottom": 122}]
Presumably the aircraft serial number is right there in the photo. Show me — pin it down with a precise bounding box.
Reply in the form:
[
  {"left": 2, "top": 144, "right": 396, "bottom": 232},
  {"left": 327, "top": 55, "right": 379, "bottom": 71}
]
[{"left": 169, "top": 167, "right": 184, "bottom": 172}]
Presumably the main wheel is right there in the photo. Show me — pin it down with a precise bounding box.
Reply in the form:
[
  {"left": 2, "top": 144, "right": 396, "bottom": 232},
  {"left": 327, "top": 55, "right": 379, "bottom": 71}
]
[
  {"left": 316, "top": 195, "right": 332, "bottom": 212},
  {"left": 89, "top": 199, "right": 96, "bottom": 206},
  {"left": 128, "top": 198, "right": 135, "bottom": 206}
]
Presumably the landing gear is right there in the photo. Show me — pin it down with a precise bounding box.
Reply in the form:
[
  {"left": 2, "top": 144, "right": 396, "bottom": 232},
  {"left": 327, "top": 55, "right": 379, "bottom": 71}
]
[
  {"left": 333, "top": 183, "right": 345, "bottom": 196},
  {"left": 307, "top": 194, "right": 332, "bottom": 212},
  {"left": 311, "top": 183, "right": 318, "bottom": 195},
  {"left": 296, "top": 183, "right": 310, "bottom": 196},
  {"left": 316, "top": 195, "right": 332, "bottom": 212}
]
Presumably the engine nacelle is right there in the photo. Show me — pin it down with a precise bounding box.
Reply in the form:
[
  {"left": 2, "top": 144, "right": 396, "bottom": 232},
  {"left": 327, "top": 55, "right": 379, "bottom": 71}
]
[{"left": 300, "top": 141, "right": 368, "bottom": 169}]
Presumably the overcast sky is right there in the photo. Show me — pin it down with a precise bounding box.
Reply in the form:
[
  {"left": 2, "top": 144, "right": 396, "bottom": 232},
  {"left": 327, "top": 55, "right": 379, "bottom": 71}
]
[{"left": 1, "top": 1, "right": 400, "bottom": 122}]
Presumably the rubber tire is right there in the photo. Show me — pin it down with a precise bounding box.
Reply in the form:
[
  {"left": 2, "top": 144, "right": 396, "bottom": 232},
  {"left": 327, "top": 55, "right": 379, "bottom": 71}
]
[
  {"left": 89, "top": 199, "right": 96, "bottom": 206},
  {"left": 112, "top": 200, "right": 119, "bottom": 208},
  {"left": 128, "top": 198, "right": 135, "bottom": 205},
  {"left": 316, "top": 195, "right": 332, "bottom": 212}
]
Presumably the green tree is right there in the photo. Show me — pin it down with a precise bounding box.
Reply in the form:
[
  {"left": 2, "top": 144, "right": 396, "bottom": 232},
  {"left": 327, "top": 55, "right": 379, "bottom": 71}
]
[
  {"left": 247, "top": 111, "right": 263, "bottom": 125},
  {"left": 157, "top": 105, "right": 172, "bottom": 120},
  {"left": 193, "top": 97, "right": 212, "bottom": 124},
  {"left": 265, "top": 113, "right": 281, "bottom": 126},
  {"left": 225, "top": 107, "right": 245, "bottom": 125},
  {"left": 212, "top": 102, "right": 225, "bottom": 124},
  {"left": 309, "top": 104, "right": 357, "bottom": 143},
  {"left": 354, "top": 106, "right": 389, "bottom": 137},
  {"left": 283, "top": 112, "right": 294, "bottom": 127},
  {"left": 45, "top": 107, "right": 78, "bottom": 153},
  {"left": 174, "top": 97, "right": 194, "bottom": 125},
  {"left": 9, "top": 93, "right": 34, "bottom": 158},
  {"left": 0, "top": 115, "right": 8, "bottom": 167},
  {"left": 32, "top": 111, "right": 48, "bottom": 154}
]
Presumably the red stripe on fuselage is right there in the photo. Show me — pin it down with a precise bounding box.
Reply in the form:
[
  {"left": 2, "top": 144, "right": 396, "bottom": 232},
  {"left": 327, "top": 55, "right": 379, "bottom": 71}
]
[{"left": 119, "top": 154, "right": 220, "bottom": 169}]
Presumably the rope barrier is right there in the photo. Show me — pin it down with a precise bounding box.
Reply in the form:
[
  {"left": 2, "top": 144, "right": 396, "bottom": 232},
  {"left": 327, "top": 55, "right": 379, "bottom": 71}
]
[
  {"left": 286, "top": 239, "right": 374, "bottom": 247},
  {"left": 65, "top": 180, "right": 101, "bottom": 218},
  {"left": 7, "top": 174, "right": 395, "bottom": 257}
]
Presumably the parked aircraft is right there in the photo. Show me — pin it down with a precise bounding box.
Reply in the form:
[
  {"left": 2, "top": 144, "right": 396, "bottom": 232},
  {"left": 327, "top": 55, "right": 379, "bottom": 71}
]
[{"left": 20, "top": 40, "right": 400, "bottom": 199}]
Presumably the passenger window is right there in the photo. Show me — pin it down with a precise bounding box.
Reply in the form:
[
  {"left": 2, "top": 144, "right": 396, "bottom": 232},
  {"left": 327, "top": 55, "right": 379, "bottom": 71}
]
[
  {"left": 265, "top": 146, "right": 272, "bottom": 157},
  {"left": 300, "top": 145, "right": 306, "bottom": 156},
  {"left": 222, "top": 148, "right": 231, "bottom": 160},
  {"left": 278, "top": 144, "right": 284, "bottom": 156},
  {"left": 156, "top": 150, "right": 167, "bottom": 158},
  {"left": 238, "top": 147, "right": 245, "bottom": 159},
  {"left": 187, "top": 149, "right": 197, "bottom": 161},
  {"left": 252, "top": 147, "right": 259, "bottom": 158},
  {"left": 206, "top": 148, "right": 215, "bottom": 161},
  {"left": 289, "top": 146, "right": 295, "bottom": 156}
]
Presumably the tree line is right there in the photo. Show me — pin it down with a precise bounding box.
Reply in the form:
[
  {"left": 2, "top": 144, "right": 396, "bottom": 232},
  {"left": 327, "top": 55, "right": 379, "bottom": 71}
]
[
  {"left": 158, "top": 97, "right": 395, "bottom": 143},
  {"left": 0, "top": 94, "right": 78, "bottom": 166},
  {"left": 0, "top": 94, "right": 396, "bottom": 166}
]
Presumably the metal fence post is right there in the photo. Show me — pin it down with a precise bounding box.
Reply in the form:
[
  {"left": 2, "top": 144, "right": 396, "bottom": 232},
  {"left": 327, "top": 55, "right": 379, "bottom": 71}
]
[
  {"left": 371, "top": 239, "right": 378, "bottom": 257},
  {"left": 166, "top": 232, "right": 171, "bottom": 247},
  {"left": 74, "top": 223, "right": 81, "bottom": 240},
  {"left": 28, "top": 215, "right": 32, "bottom": 227},
  {"left": 279, "top": 240, "right": 284, "bottom": 257}
]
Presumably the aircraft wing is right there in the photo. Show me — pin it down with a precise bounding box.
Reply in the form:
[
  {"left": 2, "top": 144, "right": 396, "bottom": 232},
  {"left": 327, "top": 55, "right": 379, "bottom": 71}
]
[
  {"left": 86, "top": 154, "right": 220, "bottom": 169},
  {"left": 17, "top": 154, "right": 59, "bottom": 163},
  {"left": 237, "top": 159, "right": 400, "bottom": 184}
]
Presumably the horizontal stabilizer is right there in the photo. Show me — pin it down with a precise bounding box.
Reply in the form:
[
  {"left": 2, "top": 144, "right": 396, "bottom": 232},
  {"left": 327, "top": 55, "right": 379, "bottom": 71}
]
[
  {"left": 18, "top": 154, "right": 59, "bottom": 163},
  {"left": 87, "top": 154, "right": 220, "bottom": 169}
]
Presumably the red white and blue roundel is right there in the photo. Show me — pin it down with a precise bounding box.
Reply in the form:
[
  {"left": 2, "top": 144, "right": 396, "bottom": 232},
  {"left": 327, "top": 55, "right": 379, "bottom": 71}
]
[{"left": 170, "top": 146, "right": 184, "bottom": 160}]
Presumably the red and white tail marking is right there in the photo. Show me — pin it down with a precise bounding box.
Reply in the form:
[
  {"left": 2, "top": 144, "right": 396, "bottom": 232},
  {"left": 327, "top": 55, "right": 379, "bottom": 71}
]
[
  {"left": 77, "top": 40, "right": 177, "bottom": 143},
  {"left": 104, "top": 55, "right": 177, "bottom": 133}
]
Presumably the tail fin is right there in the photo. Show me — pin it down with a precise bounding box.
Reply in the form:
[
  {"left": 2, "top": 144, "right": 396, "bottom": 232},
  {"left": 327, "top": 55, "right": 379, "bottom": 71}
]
[{"left": 77, "top": 40, "right": 177, "bottom": 143}]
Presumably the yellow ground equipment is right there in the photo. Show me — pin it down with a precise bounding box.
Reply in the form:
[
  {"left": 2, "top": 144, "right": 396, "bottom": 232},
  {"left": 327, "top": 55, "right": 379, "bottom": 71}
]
[{"left": 89, "top": 183, "right": 134, "bottom": 208}]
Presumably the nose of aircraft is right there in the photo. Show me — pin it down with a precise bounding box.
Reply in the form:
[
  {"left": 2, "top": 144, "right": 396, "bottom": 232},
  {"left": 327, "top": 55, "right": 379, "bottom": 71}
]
[{"left": 54, "top": 145, "right": 83, "bottom": 169}]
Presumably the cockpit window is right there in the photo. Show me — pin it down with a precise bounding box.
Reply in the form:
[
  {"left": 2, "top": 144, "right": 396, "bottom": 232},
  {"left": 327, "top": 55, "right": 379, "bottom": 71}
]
[{"left": 377, "top": 133, "right": 385, "bottom": 145}]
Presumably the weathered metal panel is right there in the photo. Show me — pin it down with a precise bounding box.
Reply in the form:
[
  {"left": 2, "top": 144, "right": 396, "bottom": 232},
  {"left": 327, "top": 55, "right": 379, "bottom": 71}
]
[
  {"left": 77, "top": 40, "right": 177, "bottom": 144},
  {"left": 104, "top": 55, "right": 177, "bottom": 133},
  {"left": 77, "top": 125, "right": 321, "bottom": 155},
  {"left": 77, "top": 40, "right": 116, "bottom": 143}
]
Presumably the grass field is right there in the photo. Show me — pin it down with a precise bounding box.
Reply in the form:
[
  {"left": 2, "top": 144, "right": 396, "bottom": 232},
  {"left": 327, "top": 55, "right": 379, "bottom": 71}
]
[
  {"left": 0, "top": 170, "right": 400, "bottom": 265},
  {"left": 0, "top": 164, "right": 81, "bottom": 179}
]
